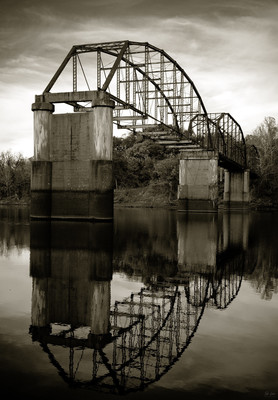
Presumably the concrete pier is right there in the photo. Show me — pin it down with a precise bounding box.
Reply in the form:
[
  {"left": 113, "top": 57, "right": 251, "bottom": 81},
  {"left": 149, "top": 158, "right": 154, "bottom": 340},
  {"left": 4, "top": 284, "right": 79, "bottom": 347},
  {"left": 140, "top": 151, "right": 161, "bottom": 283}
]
[
  {"left": 31, "top": 91, "right": 114, "bottom": 220},
  {"left": 178, "top": 150, "right": 219, "bottom": 212},
  {"left": 223, "top": 169, "right": 250, "bottom": 209}
]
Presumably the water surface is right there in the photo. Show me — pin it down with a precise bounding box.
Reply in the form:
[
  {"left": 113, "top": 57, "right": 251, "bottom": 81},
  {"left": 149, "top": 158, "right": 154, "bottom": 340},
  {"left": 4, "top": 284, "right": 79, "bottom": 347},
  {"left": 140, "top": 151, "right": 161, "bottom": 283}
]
[{"left": 0, "top": 206, "right": 277, "bottom": 400}]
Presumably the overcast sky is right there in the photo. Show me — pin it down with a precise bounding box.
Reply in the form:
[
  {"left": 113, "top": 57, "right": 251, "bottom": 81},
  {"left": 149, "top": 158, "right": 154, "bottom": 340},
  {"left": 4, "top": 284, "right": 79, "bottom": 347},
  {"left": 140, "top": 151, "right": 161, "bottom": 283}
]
[{"left": 1, "top": 0, "right": 277, "bottom": 157}]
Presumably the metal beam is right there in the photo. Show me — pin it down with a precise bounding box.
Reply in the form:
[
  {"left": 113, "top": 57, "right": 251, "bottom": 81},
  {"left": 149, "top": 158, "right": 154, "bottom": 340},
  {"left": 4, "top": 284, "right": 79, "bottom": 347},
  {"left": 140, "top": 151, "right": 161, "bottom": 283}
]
[
  {"left": 113, "top": 116, "right": 146, "bottom": 120},
  {"left": 43, "top": 46, "right": 76, "bottom": 93},
  {"left": 101, "top": 41, "right": 129, "bottom": 91}
]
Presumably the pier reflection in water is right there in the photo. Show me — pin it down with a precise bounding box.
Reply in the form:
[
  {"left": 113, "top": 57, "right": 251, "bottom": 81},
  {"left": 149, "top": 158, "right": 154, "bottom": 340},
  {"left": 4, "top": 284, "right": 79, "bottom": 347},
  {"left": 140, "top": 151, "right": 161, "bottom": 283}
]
[{"left": 29, "top": 212, "right": 251, "bottom": 395}]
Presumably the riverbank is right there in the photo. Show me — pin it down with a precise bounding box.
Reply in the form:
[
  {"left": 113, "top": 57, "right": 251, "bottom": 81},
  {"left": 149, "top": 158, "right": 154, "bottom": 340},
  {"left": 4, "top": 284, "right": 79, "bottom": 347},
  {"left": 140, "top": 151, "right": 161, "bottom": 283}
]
[
  {"left": 114, "top": 186, "right": 278, "bottom": 211},
  {"left": 0, "top": 196, "right": 30, "bottom": 206},
  {"left": 114, "top": 183, "right": 178, "bottom": 208},
  {"left": 0, "top": 188, "right": 277, "bottom": 210}
]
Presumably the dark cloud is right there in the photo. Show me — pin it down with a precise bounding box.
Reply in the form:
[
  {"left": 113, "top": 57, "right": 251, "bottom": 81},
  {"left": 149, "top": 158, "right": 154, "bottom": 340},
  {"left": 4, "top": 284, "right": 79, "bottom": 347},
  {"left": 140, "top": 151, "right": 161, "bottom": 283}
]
[{"left": 0, "top": 0, "right": 277, "bottom": 155}]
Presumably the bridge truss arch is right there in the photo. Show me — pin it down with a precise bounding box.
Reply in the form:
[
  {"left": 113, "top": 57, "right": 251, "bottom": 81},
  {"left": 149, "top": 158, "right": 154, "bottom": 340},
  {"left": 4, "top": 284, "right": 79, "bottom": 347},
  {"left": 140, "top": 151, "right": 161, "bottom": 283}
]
[
  {"left": 41, "top": 40, "right": 257, "bottom": 169},
  {"left": 44, "top": 40, "right": 207, "bottom": 135}
]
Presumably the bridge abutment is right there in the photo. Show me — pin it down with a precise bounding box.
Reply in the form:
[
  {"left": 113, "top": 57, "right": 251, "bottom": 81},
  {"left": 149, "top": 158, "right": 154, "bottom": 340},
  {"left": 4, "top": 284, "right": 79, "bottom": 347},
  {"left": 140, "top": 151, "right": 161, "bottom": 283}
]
[
  {"left": 223, "top": 169, "right": 250, "bottom": 209},
  {"left": 31, "top": 91, "right": 115, "bottom": 221},
  {"left": 178, "top": 150, "right": 219, "bottom": 212},
  {"left": 178, "top": 150, "right": 251, "bottom": 211}
]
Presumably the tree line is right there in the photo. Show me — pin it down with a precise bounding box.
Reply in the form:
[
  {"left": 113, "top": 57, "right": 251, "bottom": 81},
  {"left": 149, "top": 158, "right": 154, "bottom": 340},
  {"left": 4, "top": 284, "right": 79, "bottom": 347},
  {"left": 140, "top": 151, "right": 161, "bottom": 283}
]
[
  {"left": 0, "top": 151, "right": 31, "bottom": 200},
  {"left": 246, "top": 116, "right": 278, "bottom": 202},
  {"left": 0, "top": 116, "right": 277, "bottom": 203},
  {"left": 113, "top": 134, "right": 179, "bottom": 194}
]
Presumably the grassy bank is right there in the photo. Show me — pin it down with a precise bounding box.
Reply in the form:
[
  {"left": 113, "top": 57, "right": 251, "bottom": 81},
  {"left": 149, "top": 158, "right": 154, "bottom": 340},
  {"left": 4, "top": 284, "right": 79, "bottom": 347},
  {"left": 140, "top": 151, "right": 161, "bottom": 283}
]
[
  {"left": 0, "top": 196, "right": 30, "bottom": 205},
  {"left": 1, "top": 188, "right": 277, "bottom": 211},
  {"left": 114, "top": 183, "right": 178, "bottom": 208}
]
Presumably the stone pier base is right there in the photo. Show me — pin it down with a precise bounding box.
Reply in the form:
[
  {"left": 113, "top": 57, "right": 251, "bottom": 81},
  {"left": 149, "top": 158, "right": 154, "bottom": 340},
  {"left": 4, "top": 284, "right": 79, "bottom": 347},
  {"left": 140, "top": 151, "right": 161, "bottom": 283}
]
[
  {"left": 223, "top": 169, "right": 250, "bottom": 209},
  {"left": 31, "top": 91, "right": 114, "bottom": 220},
  {"left": 178, "top": 150, "right": 219, "bottom": 212}
]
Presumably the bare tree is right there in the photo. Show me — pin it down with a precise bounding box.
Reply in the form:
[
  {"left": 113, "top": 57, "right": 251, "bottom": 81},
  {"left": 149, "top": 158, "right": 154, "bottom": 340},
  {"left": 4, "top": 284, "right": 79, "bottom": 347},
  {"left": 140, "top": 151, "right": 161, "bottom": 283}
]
[
  {"left": 0, "top": 151, "right": 30, "bottom": 199},
  {"left": 246, "top": 117, "right": 278, "bottom": 198}
]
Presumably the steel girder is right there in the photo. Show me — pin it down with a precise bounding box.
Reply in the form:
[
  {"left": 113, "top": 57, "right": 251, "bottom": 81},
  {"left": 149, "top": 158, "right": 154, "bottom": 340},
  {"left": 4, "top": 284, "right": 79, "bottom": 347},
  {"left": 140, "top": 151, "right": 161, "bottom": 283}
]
[
  {"left": 42, "top": 40, "right": 251, "bottom": 168},
  {"left": 188, "top": 113, "right": 249, "bottom": 168}
]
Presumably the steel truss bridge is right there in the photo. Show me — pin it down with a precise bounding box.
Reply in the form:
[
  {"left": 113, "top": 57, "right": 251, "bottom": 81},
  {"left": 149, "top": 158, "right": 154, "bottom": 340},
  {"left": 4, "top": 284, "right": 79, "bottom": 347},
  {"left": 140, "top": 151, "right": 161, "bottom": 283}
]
[
  {"left": 43, "top": 40, "right": 258, "bottom": 170},
  {"left": 30, "top": 256, "right": 244, "bottom": 394}
]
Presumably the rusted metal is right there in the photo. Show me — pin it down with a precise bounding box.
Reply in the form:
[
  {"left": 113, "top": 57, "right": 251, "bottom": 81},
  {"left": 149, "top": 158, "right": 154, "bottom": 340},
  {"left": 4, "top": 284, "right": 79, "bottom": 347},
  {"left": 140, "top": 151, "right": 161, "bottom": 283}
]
[
  {"left": 41, "top": 40, "right": 255, "bottom": 169},
  {"left": 102, "top": 41, "right": 129, "bottom": 91}
]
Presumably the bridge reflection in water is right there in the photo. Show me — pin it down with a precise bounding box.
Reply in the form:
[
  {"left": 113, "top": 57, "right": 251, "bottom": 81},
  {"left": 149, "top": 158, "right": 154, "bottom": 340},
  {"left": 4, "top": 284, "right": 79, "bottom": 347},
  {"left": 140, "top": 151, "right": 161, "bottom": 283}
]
[{"left": 29, "top": 212, "right": 249, "bottom": 394}]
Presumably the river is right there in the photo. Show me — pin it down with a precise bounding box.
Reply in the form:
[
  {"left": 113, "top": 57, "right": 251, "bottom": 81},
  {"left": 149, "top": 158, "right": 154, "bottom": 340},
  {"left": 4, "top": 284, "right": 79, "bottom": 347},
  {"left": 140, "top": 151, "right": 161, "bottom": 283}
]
[{"left": 0, "top": 206, "right": 277, "bottom": 400}]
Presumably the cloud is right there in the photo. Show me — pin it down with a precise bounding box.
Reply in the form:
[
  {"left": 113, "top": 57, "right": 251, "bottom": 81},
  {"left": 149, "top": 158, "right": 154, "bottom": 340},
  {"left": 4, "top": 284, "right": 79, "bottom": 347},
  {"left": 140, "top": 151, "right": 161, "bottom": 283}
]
[{"left": 0, "top": 0, "right": 277, "bottom": 155}]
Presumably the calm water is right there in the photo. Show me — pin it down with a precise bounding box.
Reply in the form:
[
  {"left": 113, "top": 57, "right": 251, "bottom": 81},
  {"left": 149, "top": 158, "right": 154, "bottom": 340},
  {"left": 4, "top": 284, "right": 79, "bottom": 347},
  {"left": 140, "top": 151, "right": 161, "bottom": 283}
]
[{"left": 0, "top": 206, "right": 277, "bottom": 400}]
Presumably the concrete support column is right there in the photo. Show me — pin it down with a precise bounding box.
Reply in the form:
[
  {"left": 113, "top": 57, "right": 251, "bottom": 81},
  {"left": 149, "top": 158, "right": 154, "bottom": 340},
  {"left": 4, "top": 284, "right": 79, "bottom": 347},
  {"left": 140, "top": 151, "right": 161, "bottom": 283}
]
[
  {"left": 31, "top": 101, "right": 54, "bottom": 218},
  {"left": 32, "top": 101, "right": 55, "bottom": 160},
  {"left": 243, "top": 170, "right": 250, "bottom": 203},
  {"left": 223, "top": 169, "right": 250, "bottom": 208},
  {"left": 223, "top": 169, "right": 230, "bottom": 203},
  {"left": 31, "top": 91, "right": 115, "bottom": 220},
  {"left": 87, "top": 97, "right": 114, "bottom": 220},
  {"left": 178, "top": 150, "right": 219, "bottom": 212}
]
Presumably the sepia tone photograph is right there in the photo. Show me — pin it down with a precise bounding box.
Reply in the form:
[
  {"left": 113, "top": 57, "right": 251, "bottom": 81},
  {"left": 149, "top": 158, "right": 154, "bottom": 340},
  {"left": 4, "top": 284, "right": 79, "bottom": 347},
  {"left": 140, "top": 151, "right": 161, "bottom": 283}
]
[{"left": 0, "top": 0, "right": 277, "bottom": 399}]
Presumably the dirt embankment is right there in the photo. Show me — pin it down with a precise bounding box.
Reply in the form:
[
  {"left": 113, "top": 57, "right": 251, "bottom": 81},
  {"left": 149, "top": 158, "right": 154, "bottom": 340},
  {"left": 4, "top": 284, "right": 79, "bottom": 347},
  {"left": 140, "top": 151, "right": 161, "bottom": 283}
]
[{"left": 114, "top": 183, "right": 178, "bottom": 209}]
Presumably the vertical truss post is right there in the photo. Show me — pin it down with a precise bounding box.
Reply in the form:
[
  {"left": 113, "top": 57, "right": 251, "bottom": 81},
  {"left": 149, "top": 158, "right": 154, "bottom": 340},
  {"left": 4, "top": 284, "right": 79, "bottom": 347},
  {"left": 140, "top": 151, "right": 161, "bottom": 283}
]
[
  {"left": 113, "top": 302, "right": 118, "bottom": 368},
  {"left": 129, "top": 293, "right": 134, "bottom": 358},
  {"left": 186, "top": 291, "right": 190, "bottom": 339},
  {"left": 73, "top": 54, "right": 77, "bottom": 92},
  {"left": 216, "top": 118, "right": 220, "bottom": 153},
  {"left": 162, "top": 288, "right": 166, "bottom": 321},
  {"left": 229, "top": 119, "right": 232, "bottom": 159},
  {"left": 180, "top": 75, "right": 184, "bottom": 131},
  {"left": 117, "top": 67, "right": 120, "bottom": 118},
  {"left": 97, "top": 50, "right": 101, "bottom": 89},
  {"left": 154, "top": 88, "right": 158, "bottom": 121},
  {"left": 139, "top": 315, "right": 145, "bottom": 383},
  {"left": 198, "top": 97, "right": 202, "bottom": 114},
  {"left": 168, "top": 300, "right": 174, "bottom": 363},
  {"left": 133, "top": 69, "right": 137, "bottom": 117},
  {"left": 144, "top": 45, "right": 149, "bottom": 115},
  {"left": 125, "top": 49, "right": 130, "bottom": 104},
  {"left": 223, "top": 116, "right": 227, "bottom": 157},
  {"left": 175, "top": 291, "right": 181, "bottom": 352},
  {"left": 190, "top": 84, "right": 193, "bottom": 116},
  {"left": 113, "top": 338, "right": 117, "bottom": 369},
  {"left": 155, "top": 304, "right": 161, "bottom": 378},
  {"left": 120, "top": 332, "right": 127, "bottom": 387},
  {"left": 173, "top": 65, "right": 177, "bottom": 128},
  {"left": 160, "top": 53, "right": 165, "bottom": 123},
  {"left": 102, "top": 41, "right": 129, "bottom": 91},
  {"left": 207, "top": 116, "right": 213, "bottom": 149}
]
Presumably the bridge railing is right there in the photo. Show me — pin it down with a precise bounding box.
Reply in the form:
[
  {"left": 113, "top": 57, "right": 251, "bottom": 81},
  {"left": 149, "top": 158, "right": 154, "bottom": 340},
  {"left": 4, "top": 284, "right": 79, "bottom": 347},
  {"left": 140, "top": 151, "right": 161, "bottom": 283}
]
[
  {"left": 188, "top": 113, "right": 247, "bottom": 168},
  {"left": 246, "top": 144, "right": 260, "bottom": 174}
]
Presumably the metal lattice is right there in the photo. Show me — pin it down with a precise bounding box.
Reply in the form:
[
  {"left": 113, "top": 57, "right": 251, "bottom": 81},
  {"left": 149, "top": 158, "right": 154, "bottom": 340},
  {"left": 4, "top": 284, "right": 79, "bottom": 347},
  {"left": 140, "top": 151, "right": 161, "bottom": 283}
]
[
  {"left": 30, "top": 265, "right": 243, "bottom": 394},
  {"left": 41, "top": 40, "right": 256, "bottom": 169}
]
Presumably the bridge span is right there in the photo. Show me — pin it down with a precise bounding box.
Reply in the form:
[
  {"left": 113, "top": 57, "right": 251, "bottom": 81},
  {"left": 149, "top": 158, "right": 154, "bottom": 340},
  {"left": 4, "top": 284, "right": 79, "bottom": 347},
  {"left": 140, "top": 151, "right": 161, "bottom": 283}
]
[{"left": 31, "top": 40, "right": 258, "bottom": 219}]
